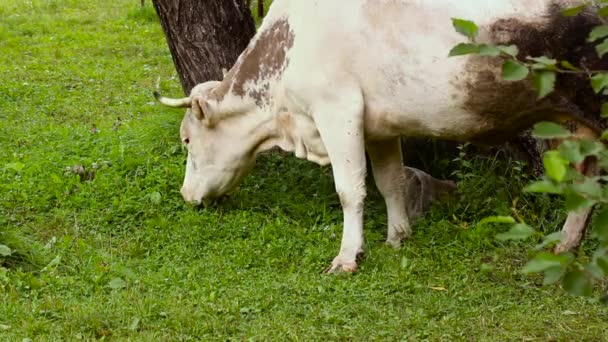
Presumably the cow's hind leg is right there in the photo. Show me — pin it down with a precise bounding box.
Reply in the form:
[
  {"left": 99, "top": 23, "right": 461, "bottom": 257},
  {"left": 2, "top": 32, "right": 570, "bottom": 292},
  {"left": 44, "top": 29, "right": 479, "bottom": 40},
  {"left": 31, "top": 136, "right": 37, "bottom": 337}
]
[
  {"left": 554, "top": 158, "right": 597, "bottom": 253},
  {"left": 311, "top": 87, "right": 367, "bottom": 273},
  {"left": 553, "top": 124, "right": 599, "bottom": 253},
  {"left": 367, "top": 138, "right": 411, "bottom": 247},
  {"left": 555, "top": 126, "right": 599, "bottom": 253}
]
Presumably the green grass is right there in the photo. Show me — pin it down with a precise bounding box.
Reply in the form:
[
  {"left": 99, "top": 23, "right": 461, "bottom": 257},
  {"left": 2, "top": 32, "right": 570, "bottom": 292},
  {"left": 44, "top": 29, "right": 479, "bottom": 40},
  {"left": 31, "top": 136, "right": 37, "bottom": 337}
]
[{"left": 0, "top": 0, "right": 607, "bottom": 340}]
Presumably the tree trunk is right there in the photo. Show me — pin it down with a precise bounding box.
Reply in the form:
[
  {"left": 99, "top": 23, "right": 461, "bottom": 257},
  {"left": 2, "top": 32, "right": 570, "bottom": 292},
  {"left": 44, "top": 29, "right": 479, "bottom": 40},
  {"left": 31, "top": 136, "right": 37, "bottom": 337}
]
[{"left": 152, "top": 0, "right": 256, "bottom": 94}]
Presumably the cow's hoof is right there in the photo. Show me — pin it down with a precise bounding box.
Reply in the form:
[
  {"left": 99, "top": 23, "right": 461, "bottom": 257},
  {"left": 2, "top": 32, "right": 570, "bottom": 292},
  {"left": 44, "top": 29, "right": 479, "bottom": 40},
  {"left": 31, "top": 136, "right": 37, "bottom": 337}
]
[
  {"left": 323, "top": 260, "right": 358, "bottom": 274},
  {"left": 554, "top": 239, "right": 579, "bottom": 254},
  {"left": 323, "top": 252, "right": 363, "bottom": 274},
  {"left": 554, "top": 209, "right": 591, "bottom": 254},
  {"left": 386, "top": 230, "right": 409, "bottom": 249},
  {"left": 386, "top": 238, "right": 401, "bottom": 249}
]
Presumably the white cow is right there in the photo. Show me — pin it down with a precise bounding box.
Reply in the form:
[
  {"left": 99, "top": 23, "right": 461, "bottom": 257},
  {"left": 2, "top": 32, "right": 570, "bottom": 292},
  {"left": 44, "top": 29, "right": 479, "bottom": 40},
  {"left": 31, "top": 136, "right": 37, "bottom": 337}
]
[{"left": 156, "top": 0, "right": 600, "bottom": 272}]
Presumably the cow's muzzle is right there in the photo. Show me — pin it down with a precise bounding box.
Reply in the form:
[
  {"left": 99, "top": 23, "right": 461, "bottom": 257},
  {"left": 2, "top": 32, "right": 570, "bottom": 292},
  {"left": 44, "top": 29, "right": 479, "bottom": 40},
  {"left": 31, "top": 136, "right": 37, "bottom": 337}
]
[
  {"left": 180, "top": 187, "right": 203, "bottom": 206},
  {"left": 180, "top": 187, "right": 229, "bottom": 208}
]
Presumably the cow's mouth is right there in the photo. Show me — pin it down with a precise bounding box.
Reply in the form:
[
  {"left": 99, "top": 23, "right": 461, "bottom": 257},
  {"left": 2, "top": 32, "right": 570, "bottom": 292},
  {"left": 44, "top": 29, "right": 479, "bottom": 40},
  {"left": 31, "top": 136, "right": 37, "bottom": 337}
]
[{"left": 199, "top": 194, "right": 231, "bottom": 208}]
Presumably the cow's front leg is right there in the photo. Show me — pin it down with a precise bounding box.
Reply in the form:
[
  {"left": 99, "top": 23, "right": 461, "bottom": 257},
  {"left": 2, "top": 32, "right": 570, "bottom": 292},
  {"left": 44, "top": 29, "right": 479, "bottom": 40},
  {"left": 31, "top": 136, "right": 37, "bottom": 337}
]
[
  {"left": 367, "top": 139, "right": 411, "bottom": 247},
  {"left": 312, "top": 93, "right": 367, "bottom": 273}
]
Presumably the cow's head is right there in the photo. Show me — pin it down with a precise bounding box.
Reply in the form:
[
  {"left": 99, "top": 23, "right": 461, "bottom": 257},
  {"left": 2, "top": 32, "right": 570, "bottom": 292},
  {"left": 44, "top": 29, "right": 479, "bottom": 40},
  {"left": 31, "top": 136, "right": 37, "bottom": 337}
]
[{"left": 155, "top": 81, "right": 266, "bottom": 205}]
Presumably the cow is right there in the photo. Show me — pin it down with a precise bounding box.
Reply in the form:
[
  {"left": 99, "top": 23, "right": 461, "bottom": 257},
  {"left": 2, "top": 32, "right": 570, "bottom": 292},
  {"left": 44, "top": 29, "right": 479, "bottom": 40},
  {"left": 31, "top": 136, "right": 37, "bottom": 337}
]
[{"left": 155, "top": 0, "right": 603, "bottom": 273}]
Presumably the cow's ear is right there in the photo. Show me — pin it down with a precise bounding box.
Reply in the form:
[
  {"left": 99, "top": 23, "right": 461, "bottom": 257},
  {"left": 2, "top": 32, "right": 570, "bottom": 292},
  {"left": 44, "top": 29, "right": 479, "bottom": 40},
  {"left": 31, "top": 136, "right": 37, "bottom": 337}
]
[
  {"left": 192, "top": 96, "right": 217, "bottom": 126},
  {"left": 190, "top": 96, "right": 205, "bottom": 121}
]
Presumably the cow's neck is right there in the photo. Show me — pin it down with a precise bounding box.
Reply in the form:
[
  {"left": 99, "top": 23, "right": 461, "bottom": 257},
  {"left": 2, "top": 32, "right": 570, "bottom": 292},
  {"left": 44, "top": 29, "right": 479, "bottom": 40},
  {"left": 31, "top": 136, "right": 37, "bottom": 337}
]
[
  {"left": 206, "top": 15, "right": 325, "bottom": 164},
  {"left": 251, "top": 110, "right": 330, "bottom": 166}
]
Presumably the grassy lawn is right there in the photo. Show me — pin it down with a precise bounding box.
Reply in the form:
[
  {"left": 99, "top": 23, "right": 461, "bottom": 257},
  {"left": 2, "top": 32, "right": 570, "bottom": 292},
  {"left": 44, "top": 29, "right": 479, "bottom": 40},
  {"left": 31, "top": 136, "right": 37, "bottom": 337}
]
[{"left": 1, "top": 0, "right": 606, "bottom": 340}]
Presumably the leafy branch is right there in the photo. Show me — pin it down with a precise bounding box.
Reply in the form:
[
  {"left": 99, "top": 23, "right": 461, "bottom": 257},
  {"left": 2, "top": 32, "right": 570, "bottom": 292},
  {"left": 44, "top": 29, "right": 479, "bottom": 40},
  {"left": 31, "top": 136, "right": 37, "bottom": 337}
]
[{"left": 450, "top": 2, "right": 608, "bottom": 302}]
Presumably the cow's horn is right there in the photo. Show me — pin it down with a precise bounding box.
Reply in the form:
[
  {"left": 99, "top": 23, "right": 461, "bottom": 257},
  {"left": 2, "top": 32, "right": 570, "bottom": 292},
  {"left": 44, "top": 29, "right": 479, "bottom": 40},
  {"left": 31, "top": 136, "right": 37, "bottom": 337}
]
[{"left": 154, "top": 91, "right": 192, "bottom": 108}]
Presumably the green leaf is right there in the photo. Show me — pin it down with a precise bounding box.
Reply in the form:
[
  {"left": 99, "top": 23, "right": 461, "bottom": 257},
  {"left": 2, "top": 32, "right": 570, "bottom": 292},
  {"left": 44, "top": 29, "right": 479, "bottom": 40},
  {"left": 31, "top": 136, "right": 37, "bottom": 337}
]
[
  {"left": 591, "top": 73, "right": 608, "bottom": 93},
  {"left": 592, "top": 207, "right": 608, "bottom": 241},
  {"left": 543, "top": 266, "right": 566, "bottom": 285},
  {"left": 528, "top": 56, "right": 558, "bottom": 69},
  {"left": 524, "top": 180, "right": 563, "bottom": 194},
  {"left": 543, "top": 151, "right": 568, "bottom": 182},
  {"left": 4, "top": 162, "right": 25, "bottom": 173},
  {"left": 596, "top": 38, "right": 608, "bottom": 58},
  {"left": 597, "top": 256, "right": 608, "bottom": 274},
  {"left": 564, "top": 188, "right": 596, "bottom": 212},
  {"left": 478, "top": 215, "right": 516, "bottom": 225},
  {"left": 129, "top": 317, "right": 141, "bottom": 331},
  {"left": 585, "top": 263, "right": 605, "bottom": 279},
  {"left": 502, "top": 60, "right": 530, "bottom": 81},
  {"left": 562, "top": 167, "right": 584, "bottom": 182},
  {"left": 40, "top": 255, "right": 62, "bottom": 273},
  {"left": 561, "top": 4, "right": 588, "bottom": 17},
  {"left": 496, "top": 223, "right": 536, "bottom": 241},
  {"left": 558, "top": 140, "right": 584, "bottom": 164},
  {"left": 108, "top": 277, "right": 127, "bottom": 289},
  {"left": 579, "top": 139, "right": 604, "bottom": 157},
  {"left": 532, "top": 64, "right": 558, "bottom": 72},
  {"left": 400, "top": 256, "right": 410, "bottom": 270},
  {"left": 497, "top": 45, "right": 519, "bottom": 57},
  {"left": 588, "top": 25, "right": 608, "bottom": 42},
  {"left": 560, "top": 60, "right": 580, "bottom": 71},
  {"left": 600, "top": 150, "right": 608, "bottom": 168},
  {"left": 478, "top": 44, "right": 501, "bottom": 57},
  {"left": 601, "top": 103, "right": 608, "bottom": 118},
  {"left": 534, "top": 232, "right": 563, "bottom": 251},
  {"left": 571, "top": 178, "right": 602, "bottom": 199},
  {"left": 522, "top": 252, "right": 573, "bottom": 274},
  {"left": 451, "top": 18, "right": 479, "bottom": 40},
  {"left": 532, "top": 122, "right": 571, "bottom": 139},
  {"left": 533, "top": 71, "right": 556, "bottom": 99},
  {"left": 601, "top": 129, "right": 608, "bottom": 140},
  {"left": 449, "top": 43, "right": 480, "bottom": 57},
  {"left": 563, "top": 270, "right": 593, "bottom": 297},
  {"left": 149, "top": 191, "right": 161, "bottom": 205},
  {"left": 598, "top": 6, "right": 608, "bottom": 17},
  {"left": 0, "top": 245, "right": 12, "bottom": 257}
]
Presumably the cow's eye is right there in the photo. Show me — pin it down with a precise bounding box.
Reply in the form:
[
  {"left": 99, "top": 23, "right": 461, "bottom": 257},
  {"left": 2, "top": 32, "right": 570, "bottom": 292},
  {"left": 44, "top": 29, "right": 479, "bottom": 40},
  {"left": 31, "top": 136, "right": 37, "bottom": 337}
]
[{"left": 182, "top": 137, "right": 190, "bottom": 144}]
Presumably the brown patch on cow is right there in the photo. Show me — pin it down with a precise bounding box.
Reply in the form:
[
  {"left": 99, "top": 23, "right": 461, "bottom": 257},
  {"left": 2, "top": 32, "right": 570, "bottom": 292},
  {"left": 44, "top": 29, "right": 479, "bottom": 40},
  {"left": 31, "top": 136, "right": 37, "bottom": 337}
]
[
  {"left": 458, "top": 2, "right": 606, "bottom": 144},
  {"left": 213, "top": 18, "right": 295, "bottom": 106}
]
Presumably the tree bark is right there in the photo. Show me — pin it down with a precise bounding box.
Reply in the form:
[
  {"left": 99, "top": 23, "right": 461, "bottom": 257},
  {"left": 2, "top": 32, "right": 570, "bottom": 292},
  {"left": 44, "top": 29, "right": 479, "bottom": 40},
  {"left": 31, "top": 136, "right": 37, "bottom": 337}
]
[{"left": 152, "top": 0, "right": 256, "bottom": 94}]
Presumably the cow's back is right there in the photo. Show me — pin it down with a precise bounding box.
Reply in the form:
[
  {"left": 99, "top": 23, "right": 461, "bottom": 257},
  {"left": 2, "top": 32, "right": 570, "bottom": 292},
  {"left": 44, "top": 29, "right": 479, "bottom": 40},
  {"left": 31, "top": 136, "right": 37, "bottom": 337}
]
[{"left": 277, "top": 0, "right": 595, "bottom": 143}]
